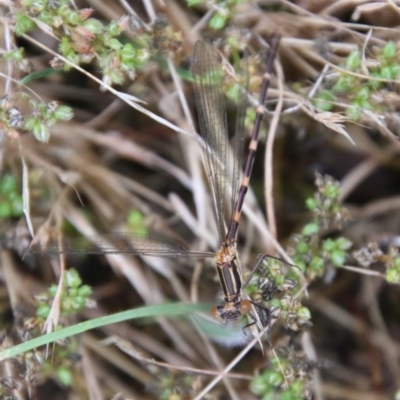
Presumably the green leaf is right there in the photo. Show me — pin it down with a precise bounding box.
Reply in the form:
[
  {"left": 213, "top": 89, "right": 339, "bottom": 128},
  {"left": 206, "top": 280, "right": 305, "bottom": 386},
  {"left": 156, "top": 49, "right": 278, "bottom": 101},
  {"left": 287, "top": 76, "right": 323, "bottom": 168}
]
[
  {"left": 108, "top": 38, "right": 122, "bottom": 51},
  {"left": 83, "top": 18, "right": 104, "bottom": 34},
  {"left": 382, "top": 41, "right": 397, "bottom": 61},
  {"left": 333, "top": 75, "right": 355, "bottom": 93},
  {"left": 65, "top": 269, "right": 82, "bottom": 288},
  {"left": 314, "top": 90, "right": 334, "bottom": 111},
  {"left": 53, "top": 105, "right": 74, "bottom": 120},
  {"left": 37, "top": 304, "right": 51, "bottom": 318},
  {"left": 302, "top": 222, "right": 320, "bottom": 236},
  {"left": 322, "top": 238, "right": 336, "bottom": 252},
  {"left": 250, "top": 375, "right": 269, "bottom": 395},
  {"left": 121, "top": 43, "right": 136, "bottom": 62},
  {"left": 346, "top": 105, "right": 362, "bottom": 121},
  {"left": 66, "top": 11, "right": 80, "bottom": 25},
  {"left": 20, "top": 68, "right": 58, "bottom": 85},
  {"left": 356, "top": 86, "right": 370, "bottom": 101},
  {"left": 336, "top": 237, "right": 352, "bottom": 250},
  {"left": 331, "top": 250, "right": 346, "bottom": 266},
  {"left": 0, "top": 202, "right": 11, "bottom": 219},
  {"left": 386, "top": 268, "right": 400, "bottom": 283},
  {"left": 309, "top": 257, "right": 324, "bottom": 272},
  {"left": 57, "top": 366, "right": 72, "bottom": 386},
  {"left": 32, "top": 122, "right": 50, "bottom": 143},
  {"left": 296, "top": 306, "right": 311, "bottom": 320},
  {"left": 322, "top": 183, "right": 339, "bottom": 199},
  {"left": 296, "top": 241, "right": 309, "bottom": 254},
  {"left": 263, "top": 370, "right": 284, "bottom": 386},
  {"left": 107, "top": 20, "right": 121, "bottom": 36},
  {"left": 209, "top": 13, "right": 227, "bottom": 30},
  {"left": 380, "top": 65, "right": 394, "bottom": 80},
  {"left": 346, "top": 50, "right": 361, "bottom": 71},
  {"left": 3, "top": 47, "right": 24, "bottom": 62},
  {"left": 135, "top": 48, "right": 149, "bottom": 64},
  {"left": 15, "top": 13, "right": 35, "bottom": 36},
  {"left": 0, "top": 175, "right": 17, "bottom": 194},
  {"left": 78, "top": 285, "right": 92, "bottom": 297},
  {"left": 10, "top": 196, "right": 23, "bottom": 217},
  {"left": 305, "top": 197, "right": 318, "bottom": 210}
]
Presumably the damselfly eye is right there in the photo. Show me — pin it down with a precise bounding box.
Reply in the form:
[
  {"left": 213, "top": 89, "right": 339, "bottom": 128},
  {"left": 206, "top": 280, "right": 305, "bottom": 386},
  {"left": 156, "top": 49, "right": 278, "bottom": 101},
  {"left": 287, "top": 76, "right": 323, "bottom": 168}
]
[
  {"left": 239, "top": 299, "right": 252, "bottom": 315},
  {"left": 211, "top": 305, "right": 224, "bottom": 320}
]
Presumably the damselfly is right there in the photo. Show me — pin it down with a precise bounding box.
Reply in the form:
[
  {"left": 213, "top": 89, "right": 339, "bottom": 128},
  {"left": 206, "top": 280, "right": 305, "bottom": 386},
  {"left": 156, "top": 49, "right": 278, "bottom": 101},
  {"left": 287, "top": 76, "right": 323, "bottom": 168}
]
[{"left": 31, "top": 34, "right": 281, "bottom": 325}]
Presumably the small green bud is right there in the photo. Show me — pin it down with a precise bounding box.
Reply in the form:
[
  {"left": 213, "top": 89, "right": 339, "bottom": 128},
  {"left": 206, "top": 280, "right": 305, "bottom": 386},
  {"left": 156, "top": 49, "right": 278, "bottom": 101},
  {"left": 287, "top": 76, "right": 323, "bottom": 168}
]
[
  {"left": 108, "top": 20, "right": 121, "bottom": 36},
  {"left": 65, "top": 269, "right": 82, "bottom": 288},
  {"left": 78, "top": 285, "right": 92, "bottom": 297},
  {"left": 310, "top": 257, "right": 324, "bottom": 272},
  {"left": 0, "top": 202, "right": 11, "bottom": 219},
  {"left": 346, "top": 105, "right": 362, "bottom": 121},
  {"left": 380, "top": 65, "right": 394, "bottom": 80},
  {"left": 37, "top": 303, "right": 51, "bottom": 318},
  {"left": 109, "top": 38, "right": 122, "bottom": 50},
  {"left": 263, "top": 370, "right": 284, "bottom": 386},
  {"left": 296, "top": 241, "right": 309, "bottom": 254},
  {"left": 121, "top": 43, "right": 136, "bottom": 62},
  {"left": 302, "top": 222, "right": 320, "bottom": 236},
  {"left": 346, "top": 50, "right": 361, "bottom": 71},
  {"left": 305, "top": 197, "right": 318, "bottom": 210},
  {"left": 382, "top": 41, "right": 397, "bottom": 61},
  {"left": 314, "top": 90, "right": 334, "bottom": 111},
  {"left": 386, "top": 268, "right": 400, "bottom": 283},
  {"left": 322, "top": 183, "right": 339, "bottom": 199},
  {"left": 322, "top": 238, "right": 336, "bottom": 252},
  {"left": 331, "top": 249, "right": 346, "bottom": 266},
  {"left": 297, "top": 306, "right": 311, "bottom": 321},
  {"left": 336, "top": 237, "right": 352, "bottom": 250},
  {"left": 250, "top": 375, "right": 269, "bottom": 394},
  {"left": 83, "top": 18, "right": 104, "bottom": 34},
  {"left": 53, "top": 105, "right": 73, "bottom": 120},
  {"left": 32, "top": 122, "right": 50, "bottom": 143},
  {"left": 209, "top": 13, "right": 227, "bottom": 30},
  {"left": 15, "top": 13, "right": 35, "bottom": 36},
  {"left": 57, "top": 366, "right": 72, "bottom": 386}
]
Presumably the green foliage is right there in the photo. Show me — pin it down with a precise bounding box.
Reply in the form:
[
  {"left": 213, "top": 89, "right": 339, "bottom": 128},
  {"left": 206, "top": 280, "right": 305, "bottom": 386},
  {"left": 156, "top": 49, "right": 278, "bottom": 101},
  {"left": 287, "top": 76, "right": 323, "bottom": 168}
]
[
  {"left": 386, "top": 255, "right": 400, "bottom": 283},
  {"left": 127, "top": 210, "right": 148, "bottom": 235},
  {"left": 14, "top": 12, "right": 35, "bottom": 35},
  {"left": 12, "top": 1, "right": 151, "bottom": 85},
  {"left": 0, "top": 174, "right": 23, "bottom": 219},
  {"left": 314, "top": 41, "right": 400, "bottom": 121},
  {"left": 245, "top": 256, "right": 311, "bottom": 332},
  {"left": 36, "top": 268, "right": 92, "bottom": 318},
  {"left": 313, "top": 89, "right": 334, "bottom": 111},
  {"left": 3, "top": 47, "right": 25, "bottom": 62},
  {"left": 24, "top": 100, "right": 73, "bottom": 142},
  {"left": 187, "top": 0, "right": 245, "bottom": 30},
  {"left": 346, "top": 50, "right": 361, "bottom": 71},
  {"left": 56, "top": 366, "right": 73, "bottom": 386},
  {"left": 289, "top": 173, "right": 352, "bottom": 280},
  {"left": 251, "top": 356, "right": 309, "bottom": 400}
]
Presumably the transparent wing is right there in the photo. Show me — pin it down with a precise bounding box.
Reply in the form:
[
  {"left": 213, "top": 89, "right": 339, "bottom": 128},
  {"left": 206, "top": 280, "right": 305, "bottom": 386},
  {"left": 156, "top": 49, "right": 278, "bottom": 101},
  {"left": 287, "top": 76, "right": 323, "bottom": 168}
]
[
  {"left": 30, "top": 232, "right": 215, "bottom": 259},
  {"left": 191, "top": 41, "right": 248, "bottom": 242},
  {"left": 191, "top": 41, "right": 230, "bottom": 242}
]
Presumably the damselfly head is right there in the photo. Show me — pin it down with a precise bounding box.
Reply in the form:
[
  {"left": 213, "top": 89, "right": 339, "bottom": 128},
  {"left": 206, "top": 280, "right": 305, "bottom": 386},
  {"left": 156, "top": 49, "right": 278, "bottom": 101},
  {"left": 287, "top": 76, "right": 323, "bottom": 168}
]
[{"left": 211, "top": 299, "right": 252, "bottom": 322}]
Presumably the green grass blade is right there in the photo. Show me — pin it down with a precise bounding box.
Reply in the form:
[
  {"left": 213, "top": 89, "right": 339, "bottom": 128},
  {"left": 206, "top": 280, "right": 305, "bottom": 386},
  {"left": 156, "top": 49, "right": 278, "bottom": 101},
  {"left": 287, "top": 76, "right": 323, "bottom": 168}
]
[{"left": 0, "top": 302, "right": 210, "bottom": 361}]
